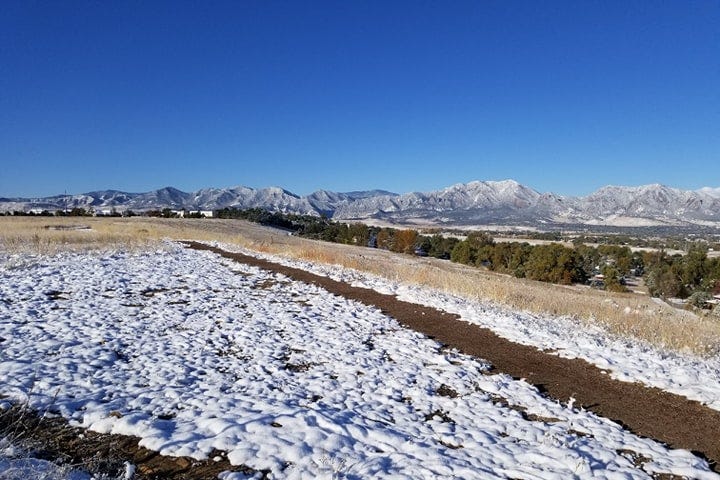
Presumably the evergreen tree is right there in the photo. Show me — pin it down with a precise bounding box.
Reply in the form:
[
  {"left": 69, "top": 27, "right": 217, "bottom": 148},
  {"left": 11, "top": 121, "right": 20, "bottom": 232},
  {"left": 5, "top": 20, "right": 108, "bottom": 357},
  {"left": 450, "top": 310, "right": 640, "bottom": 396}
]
[
  {"left": 646, "top": 263, "right": 684, "bottom": 298},
  {"left": 524, "top": 244, "right": 582, "bottom": 285},
  {"left": 450, "top": 240, "right": 475, "bottom": 265},
  {"left": 602, "top": 265, "right": 628, "bottom": 293}
]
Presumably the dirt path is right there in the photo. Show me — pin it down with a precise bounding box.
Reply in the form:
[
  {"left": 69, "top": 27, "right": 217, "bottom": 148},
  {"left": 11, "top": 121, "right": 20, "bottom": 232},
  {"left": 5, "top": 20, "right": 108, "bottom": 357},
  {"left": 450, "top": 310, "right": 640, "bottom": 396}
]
[{"left": 187, "top": 241, "right": 720, "bottom": 473}]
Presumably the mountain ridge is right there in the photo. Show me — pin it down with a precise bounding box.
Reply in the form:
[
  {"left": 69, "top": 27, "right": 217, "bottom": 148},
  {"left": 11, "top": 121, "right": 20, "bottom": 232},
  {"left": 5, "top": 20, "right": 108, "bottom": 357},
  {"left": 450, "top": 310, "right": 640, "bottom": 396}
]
[{"left": 2, "top": 181, "right": 720, "bottom": 228}]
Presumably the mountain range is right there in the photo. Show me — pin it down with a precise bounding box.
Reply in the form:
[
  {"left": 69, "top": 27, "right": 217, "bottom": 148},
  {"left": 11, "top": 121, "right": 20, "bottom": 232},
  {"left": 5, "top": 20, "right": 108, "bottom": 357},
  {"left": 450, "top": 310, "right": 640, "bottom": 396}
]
[{"left": 3, "top": 180, "right": 720, "bottom": 229}]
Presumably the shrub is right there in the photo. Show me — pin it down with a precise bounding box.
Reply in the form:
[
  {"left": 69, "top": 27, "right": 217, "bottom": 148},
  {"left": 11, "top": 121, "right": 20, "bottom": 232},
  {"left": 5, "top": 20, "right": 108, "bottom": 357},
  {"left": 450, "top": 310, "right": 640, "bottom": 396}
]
[{"left": 688, "top": 291, "right": 712, "bottom": 309}]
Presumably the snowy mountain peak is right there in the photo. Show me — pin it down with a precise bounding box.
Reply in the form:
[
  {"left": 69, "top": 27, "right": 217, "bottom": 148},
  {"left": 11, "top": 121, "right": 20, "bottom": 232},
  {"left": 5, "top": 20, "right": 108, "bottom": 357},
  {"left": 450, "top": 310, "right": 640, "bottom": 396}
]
[
  {"left": 265, "top": 186, "right": 299, "bottom": 197},
  {"left": 487, "top": 179, "right": 523, "bottom": 189},
  {"left": 698, "top": 187, "right": 720, "bottom": 199}
]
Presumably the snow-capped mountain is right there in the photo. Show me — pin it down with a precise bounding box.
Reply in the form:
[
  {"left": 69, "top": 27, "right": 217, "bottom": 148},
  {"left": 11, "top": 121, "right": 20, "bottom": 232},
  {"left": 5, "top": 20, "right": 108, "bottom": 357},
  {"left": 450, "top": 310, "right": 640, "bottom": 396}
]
[
  {"left": 332, "top": 181, "right": 720, "bottom": 228},
  {"left": 2, "top": 181, "right": 720, "bottom": 228},
  {"left": 304, "top": 190, "right": 397, "bottom": 217},
  {"left": 565, "top": 184, "right": 720, "bottom": 225},
  {"left": 698, "top": 187, "right": 720, "bottom": 199},
  {"left": 332, "top": 180, "right": 544, "bottom": 221},
  {"left": 188, "top": 186, "right": 317, "bottom": 214},
  {"left": 0, "top": 186, "right": 322, "bottom": 215}
]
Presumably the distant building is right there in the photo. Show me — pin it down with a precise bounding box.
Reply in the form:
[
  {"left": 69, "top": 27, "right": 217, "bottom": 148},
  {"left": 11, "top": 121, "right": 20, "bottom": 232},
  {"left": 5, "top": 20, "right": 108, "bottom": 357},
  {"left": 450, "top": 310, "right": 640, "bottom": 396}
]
[{"left": 174, "top": 210, "right": 214, "bottom": 218}]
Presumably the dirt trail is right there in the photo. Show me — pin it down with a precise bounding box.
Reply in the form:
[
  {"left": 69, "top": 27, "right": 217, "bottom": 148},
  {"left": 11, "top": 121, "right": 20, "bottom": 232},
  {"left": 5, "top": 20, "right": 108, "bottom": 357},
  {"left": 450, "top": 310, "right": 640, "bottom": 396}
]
[{"left": 187, "top": 241, "right": 720, "bottom": 473}]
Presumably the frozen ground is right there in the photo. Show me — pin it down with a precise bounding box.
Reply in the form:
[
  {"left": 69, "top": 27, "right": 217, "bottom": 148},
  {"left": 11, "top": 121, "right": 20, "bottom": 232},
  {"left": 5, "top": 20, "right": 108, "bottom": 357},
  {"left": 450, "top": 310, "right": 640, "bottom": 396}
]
[
  {"left": 0, "top": 436, "right": 89, "bottom": 480},
  {"left": 0, "top": 244, "right": 718, "bottom": 479},
  {"left": 0, "top": 431, "right": 134, "bottom": 480},
  {"left": 220, "top": 242, "right": 720, "bottom": 412}
]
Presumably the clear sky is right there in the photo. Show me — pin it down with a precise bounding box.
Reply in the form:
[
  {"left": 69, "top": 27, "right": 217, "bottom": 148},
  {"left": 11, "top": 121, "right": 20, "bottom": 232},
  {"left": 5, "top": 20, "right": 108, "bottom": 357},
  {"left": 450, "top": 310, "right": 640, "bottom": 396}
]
[{"left": 2, "top": 0, "right": 718, "bottom": 198}]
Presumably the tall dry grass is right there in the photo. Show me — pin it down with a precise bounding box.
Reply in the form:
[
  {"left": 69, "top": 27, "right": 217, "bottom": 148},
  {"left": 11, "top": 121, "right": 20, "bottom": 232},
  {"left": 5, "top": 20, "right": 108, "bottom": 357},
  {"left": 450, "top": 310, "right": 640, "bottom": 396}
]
[
  {"left": 0, "top": 216, "right": 231, "bottom": 255},
  {"left": 0, "top": 217, "right": 157, "bottom": 255},
  {"left": 2, "top": 216, "right": 720, "bottom": 356},
  {"left": 235, "top": 232, "right": 720, "bottom": 357}
]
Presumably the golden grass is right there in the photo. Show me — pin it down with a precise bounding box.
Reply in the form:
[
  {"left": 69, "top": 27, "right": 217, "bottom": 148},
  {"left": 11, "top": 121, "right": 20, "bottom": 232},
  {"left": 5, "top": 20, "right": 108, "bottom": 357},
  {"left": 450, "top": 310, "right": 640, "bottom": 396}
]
[
  {"left": 229, "top": 229, "right": 720, "bottom": 357},
  {"left": 2, "top": 216, "right": 720, "bottom": 356},
  {"left": 0, "top": 216, "right": 229, "bottom": 255}
]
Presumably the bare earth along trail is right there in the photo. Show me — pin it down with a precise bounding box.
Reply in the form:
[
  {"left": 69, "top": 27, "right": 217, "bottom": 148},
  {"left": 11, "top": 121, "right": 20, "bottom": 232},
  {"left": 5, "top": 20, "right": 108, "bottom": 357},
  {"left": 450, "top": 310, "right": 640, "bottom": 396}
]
[{"left": 187, "top": 241, "right": 720, "bottom": 473}]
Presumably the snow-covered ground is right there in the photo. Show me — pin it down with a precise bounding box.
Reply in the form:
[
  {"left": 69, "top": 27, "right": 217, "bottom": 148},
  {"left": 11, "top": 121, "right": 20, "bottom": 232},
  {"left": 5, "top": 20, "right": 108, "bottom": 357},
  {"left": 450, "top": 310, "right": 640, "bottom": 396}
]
[
  {"left": 0, "top": 435, "right": 90, "bottom": 480},
  {"left": 221, "top": 242, "right": 720, "bottom": 412},
  {"left": 0, "top": 244, "right": 718, "bottom": 479}
]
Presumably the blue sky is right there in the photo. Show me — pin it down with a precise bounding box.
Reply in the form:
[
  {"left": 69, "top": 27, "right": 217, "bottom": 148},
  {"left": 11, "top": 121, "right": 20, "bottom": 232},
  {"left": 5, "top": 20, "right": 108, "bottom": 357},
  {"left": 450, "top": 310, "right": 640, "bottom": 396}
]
[{"left": 2, "top": 1, "right": 718, "bottom": 198}]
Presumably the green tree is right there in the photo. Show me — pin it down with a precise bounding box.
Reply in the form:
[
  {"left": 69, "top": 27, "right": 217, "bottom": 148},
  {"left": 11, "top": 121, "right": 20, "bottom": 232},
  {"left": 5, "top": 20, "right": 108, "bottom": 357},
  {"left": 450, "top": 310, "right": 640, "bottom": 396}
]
[
  {"left": 467, "top": 232, "right": 495, "bottom": 249},
  {"left": 450, "top": 240, "right": 475, "bottom": 265},
  {"left": 602, "top": 265, "right": 628, "bottom": 293},
  {"left": 448, "top": 232, "right": 495, "bottom": 266},
  {"left": 509, "top": 243, "right": 533, "bottom": 278},
  {"left": 575, "top": 244, "right": 601, "bottom": 279},
  {"left": 524, "top": 244, "right": 582, "bottom": 285},
  {"left": 475, "top": 244, "right": 495, "bottom": 267},
  {"left": 703, "top": 259, "right": 720, "bottom": 292},
  {"left": 688, "top": 291, "right": 712, "bottom": 309},
  {"left": 646, "top": 263, "right": 684, "bottom": 298},
  {"left": 347, "top": 223, "right": 371, "bottom": 246},
  {"left": 681, "top": 246, "right": 707, "bottom": 290},
  {"left": 428, "top": 235, "right": 458, "bottom": 259},
  {"left": 416, "top": 235, "right": 433, "bottom": 255},
  {"left": 489, "top": 242, "right": 514, "bottom": 273},
  {"left": 320, "top": 222, "right": 347, "bottom": 243},
  {"left": 630, "top": 251, "right": 645, "bottom": 276},
  {"left": 68, "top": 207, "right": 90, "bottom": 217},
  {"left": 642, "top": 250, "right": 667, "bottom": 271},
  {"left": 597, "top": 245, "right": 633, "bottom": 275}
]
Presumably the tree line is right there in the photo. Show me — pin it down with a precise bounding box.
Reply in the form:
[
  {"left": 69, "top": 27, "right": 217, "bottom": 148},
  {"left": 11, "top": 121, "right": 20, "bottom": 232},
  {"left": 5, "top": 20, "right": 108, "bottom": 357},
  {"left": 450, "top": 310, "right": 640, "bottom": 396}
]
[
  {"left": 213, "top": 208, "right": 657, "bottom": 291},
  {"left": 642, "top": 247, "right": 720, "bottom": 305}
]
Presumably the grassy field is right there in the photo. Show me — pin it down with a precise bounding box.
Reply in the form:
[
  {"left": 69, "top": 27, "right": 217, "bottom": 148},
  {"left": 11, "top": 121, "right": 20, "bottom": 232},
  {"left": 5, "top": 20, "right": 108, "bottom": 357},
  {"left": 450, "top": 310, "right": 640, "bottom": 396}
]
[{"left": 2, "top": 216, "right": 719, "bottom": 356}]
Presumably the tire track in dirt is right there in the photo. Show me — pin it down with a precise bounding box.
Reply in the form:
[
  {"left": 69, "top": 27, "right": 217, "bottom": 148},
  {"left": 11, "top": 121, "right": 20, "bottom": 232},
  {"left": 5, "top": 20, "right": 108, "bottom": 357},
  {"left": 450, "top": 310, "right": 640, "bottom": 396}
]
[{"left": 186, "top": 241, "right": 720, "bottom": 473}]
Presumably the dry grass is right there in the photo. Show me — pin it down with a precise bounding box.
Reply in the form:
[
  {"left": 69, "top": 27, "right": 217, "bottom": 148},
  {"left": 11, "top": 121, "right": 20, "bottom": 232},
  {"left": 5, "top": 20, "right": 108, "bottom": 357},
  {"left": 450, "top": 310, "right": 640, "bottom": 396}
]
[
  {"left": 251, "top": 242, "right": 720, "bottom": 356},
  {"left": 2, "top": 216, "right": 720, "bottom": 356},
  {"left": 223, "top": 225, "right": 720, "bottom": 357},
  {"left": 0, "top": 217, "right": 231, "bottom": 255},
  {"left": 0, "top": 217, "right": 158, "bottom": 255}
]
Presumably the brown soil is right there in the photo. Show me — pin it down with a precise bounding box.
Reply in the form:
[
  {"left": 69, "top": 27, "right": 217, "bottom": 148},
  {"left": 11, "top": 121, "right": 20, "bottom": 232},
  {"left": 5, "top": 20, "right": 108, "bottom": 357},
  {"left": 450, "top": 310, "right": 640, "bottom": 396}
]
[
  {"left": 186, "top": 241, "right": 720, "bottom": 473},
  {"left": 0, "top": 404, "right": 264, "bottom": 479}
]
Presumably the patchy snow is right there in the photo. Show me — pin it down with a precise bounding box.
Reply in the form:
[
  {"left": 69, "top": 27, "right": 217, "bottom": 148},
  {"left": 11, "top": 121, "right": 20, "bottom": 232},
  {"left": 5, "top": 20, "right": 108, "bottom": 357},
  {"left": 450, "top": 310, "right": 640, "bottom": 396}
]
[
  {"left": 216, "top": 242, "right": 720, "bottom": 412},
  {"left": 0, "top": 435, "right": 92, "bottom": 480},
  {"left": 0, "top": 244, "right": 718, "bottom": 479}
]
